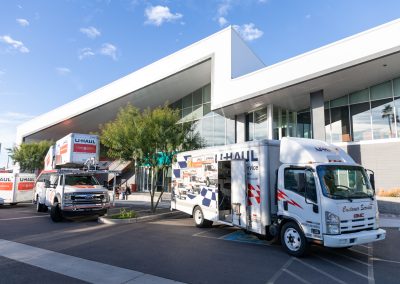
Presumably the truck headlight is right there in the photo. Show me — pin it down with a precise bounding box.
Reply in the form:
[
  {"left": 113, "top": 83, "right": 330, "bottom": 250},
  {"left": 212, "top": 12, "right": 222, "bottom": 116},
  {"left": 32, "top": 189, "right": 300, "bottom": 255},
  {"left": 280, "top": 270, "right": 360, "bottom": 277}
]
[
  {"left": 64, "top": 193, "right": 73, "bottom": 201},
  {"left": 326, "top": 211, "right": 340, "bottom": 235},
  {"left": 374, "top": 210, "right": 380, "bottom": 229}
]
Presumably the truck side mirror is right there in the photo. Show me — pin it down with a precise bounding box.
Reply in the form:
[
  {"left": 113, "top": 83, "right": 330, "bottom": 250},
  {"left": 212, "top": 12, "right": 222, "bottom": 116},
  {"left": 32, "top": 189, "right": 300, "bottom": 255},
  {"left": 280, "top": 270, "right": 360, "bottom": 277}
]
[{"left": 366, "top": 169, "right": 375, "bottom": 191}]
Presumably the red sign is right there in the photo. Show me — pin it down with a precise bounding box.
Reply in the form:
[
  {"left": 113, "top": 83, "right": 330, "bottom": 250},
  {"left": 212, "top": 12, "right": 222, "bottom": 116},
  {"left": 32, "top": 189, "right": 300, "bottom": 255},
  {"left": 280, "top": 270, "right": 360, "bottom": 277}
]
[
  {"left": 73, "top": 144, "right": 96, "bottom": 153},
  {"left": 0, "top": 182, "right": 13, "bottom": 190},
  {"left": 18, "top": 182, "right": 35, "bottom": 191}
]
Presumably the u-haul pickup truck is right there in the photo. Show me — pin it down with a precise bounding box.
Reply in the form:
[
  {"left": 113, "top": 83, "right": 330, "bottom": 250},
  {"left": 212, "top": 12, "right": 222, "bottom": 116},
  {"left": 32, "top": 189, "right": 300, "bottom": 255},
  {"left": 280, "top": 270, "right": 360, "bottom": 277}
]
[
  {"left": 33, "top": 133, "right": 115, "bottom": 222},
  {"left": 171, "top": 138, "right": 386, "bottom": 256},
  {"left": 0, "top": 172, "right": 36, "bottom": 205}
]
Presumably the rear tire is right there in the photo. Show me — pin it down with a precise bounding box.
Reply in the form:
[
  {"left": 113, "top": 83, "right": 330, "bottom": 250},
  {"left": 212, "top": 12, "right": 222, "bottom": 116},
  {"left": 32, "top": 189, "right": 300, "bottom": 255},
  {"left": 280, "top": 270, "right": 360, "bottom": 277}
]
[
  {"left": 50, "top": 202, "right": 63, "bottom": 222},
  {"left": 193, "top": 206, "right": 213, "bottom": 228},
  {"left": 281, "top": 221, "right": 308, "bottom": 257},
  {"left": 10, "top": 203, "right": 17, "bottom": 206}
]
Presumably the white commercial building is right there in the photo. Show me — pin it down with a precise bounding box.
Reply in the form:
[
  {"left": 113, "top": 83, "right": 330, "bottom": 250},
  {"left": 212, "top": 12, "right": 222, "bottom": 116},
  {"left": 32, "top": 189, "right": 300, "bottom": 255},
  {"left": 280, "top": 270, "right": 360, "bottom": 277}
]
[{"left": 18, "top": 19, "right": 400, "bottom": 190}]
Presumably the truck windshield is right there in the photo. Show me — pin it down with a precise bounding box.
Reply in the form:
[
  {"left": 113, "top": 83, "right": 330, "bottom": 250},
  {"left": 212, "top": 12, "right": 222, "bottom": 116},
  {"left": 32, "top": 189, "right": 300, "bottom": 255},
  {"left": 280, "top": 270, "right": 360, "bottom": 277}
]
[
  {"left": 317, "top": 165, "right": 374, "bottom": 200},
  {"left": 65, "top": 175, "right": 99, "bottom": 186}
]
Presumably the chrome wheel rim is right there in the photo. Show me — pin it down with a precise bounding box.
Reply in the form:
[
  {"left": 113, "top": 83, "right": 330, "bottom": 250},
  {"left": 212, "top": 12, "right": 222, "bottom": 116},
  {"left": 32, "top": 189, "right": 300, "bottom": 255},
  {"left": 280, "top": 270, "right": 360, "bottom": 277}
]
[
  {"left": 284, "top": 228, "right": 301, "bottom": 251},
  {"left": 194, "top": 209, "right": 203, "bottom": 224}
]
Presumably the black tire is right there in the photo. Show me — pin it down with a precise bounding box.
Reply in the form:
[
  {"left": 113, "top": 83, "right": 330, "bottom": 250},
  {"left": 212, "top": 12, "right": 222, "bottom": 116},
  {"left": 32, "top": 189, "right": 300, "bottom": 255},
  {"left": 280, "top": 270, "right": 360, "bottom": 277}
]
[
  {"left": 50, "top": 202, "right": 63, "bottom": 222},
  {"left": 281, "top": 221, "right": 308, "bottom": 257},
  {"left": 36, "top": 196, "right": 44, "bottom": 212},
  {"left": 10, "top": 203, "right": 17, "bottom": 206},
  {"left": 193, "top": 206, "right": 213, "bottom": 228}
]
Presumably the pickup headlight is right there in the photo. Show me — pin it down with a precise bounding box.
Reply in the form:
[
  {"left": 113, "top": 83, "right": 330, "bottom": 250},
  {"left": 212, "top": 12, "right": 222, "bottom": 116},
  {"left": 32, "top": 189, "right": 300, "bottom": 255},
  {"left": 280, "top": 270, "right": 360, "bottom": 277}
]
[
  {"left": 374, "top": 210, "right": 380, "bottom": 229},
  {"left": 63, "top": 193, "right": 73, "bottom": 201},
  {"left": 326, "top": 211, "right": 340, "bottom": 235}
]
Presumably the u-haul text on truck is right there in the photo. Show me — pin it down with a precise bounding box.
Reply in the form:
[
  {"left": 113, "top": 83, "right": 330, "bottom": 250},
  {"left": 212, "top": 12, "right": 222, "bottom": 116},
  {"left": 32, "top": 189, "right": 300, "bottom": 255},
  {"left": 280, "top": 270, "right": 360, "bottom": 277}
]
[
  {"left": 34, "top": 133, "right": 118, "bottom": 222},
  {"left": 0, "top": 172, "right": 36, "bottom": 205},
  {"left": 171, "top": 138, "right": 386, "bottom": 256}
]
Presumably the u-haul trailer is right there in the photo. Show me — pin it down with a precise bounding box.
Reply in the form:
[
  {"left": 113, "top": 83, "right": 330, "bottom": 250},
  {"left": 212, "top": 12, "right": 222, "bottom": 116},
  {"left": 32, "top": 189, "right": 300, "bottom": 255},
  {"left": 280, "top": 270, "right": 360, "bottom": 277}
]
[
  {"left": 171, "top": 138, "right": 386, "bottom": 256},
  {"left": 0, "top": 172, "right": 36, "bottom": 205}
]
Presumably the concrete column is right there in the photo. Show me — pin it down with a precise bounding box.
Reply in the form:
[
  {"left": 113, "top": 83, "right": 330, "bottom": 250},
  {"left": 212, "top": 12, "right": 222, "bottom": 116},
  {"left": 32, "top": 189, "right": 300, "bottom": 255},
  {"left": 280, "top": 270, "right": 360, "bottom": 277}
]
[
  {"left": 267, "top": 104, "right": 273, "bottom": 139},
  {"left": 236, "top": 114, "right": 246, "bottom": 143},
  {"left": 310, "top": 90, "right": 325, "bottom": 141}
]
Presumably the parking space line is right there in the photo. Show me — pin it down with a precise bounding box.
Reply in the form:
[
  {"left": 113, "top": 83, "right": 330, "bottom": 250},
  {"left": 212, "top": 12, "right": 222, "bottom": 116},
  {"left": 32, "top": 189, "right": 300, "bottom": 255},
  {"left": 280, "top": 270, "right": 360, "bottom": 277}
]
[
  {"left": 294, "top": 258, "right": 346, "bottom": 284},
  {"left": 192, "top": 229, "right": 215, "bottom": 237},
  {"left": 283, "top": 268, "right": 312, "bottom": 284},
  {"left": 322, "top": 249, "right": 368, "bottom": 266},
  {"left": 372, "top": 258, "right": 400, "bottom": 265},
  {"left": 368, "top": 244, "right": 375, "bottom": 284},
  {"left": 266, "top": 257, "right": 294, "bottom": 284},
  {"left": 313, "top": 254, "right": 369, "bottom": 280},
  {"left": 0, "top": 239, "right": 184, "bottom": 284},
  {"left": 0, "top": 215, "right": 48, "bottom": 221},
  {"left": 349, "top": 248, "right": 370, "bottom": 257}
]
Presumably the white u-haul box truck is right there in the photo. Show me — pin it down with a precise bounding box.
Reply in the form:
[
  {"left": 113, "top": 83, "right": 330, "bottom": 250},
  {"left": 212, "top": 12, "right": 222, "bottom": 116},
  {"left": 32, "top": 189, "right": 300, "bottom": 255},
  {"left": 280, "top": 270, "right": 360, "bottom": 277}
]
[
  {"left": 34, "top": 133, "right": 115, "bottom": 222},
  {"left": 171, "top": 138, "right": 386, "bottom": 256},
  {"left": 0, "top": 172, "right": 36, "bottom": 205}
]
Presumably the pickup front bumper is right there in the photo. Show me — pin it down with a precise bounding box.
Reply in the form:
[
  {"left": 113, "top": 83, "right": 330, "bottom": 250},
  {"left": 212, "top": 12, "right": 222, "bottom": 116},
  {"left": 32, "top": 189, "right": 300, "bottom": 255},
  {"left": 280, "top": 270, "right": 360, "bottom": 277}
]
[
  {"left": 323, "top": 228, "right": 386, "bottom": 247},
  {"left": 61, "top": 203, "right": 110, "bottom": 217}
]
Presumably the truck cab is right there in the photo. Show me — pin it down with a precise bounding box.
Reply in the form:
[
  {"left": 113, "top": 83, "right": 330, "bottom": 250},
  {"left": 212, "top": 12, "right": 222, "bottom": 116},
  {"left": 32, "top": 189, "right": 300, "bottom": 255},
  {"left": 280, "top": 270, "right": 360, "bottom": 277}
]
[
  {"left": 275, "top": 138, "right": 386, "bottom": 256},
  {"left": 34, "top": 169, "right": 111, "bottom": 222}
]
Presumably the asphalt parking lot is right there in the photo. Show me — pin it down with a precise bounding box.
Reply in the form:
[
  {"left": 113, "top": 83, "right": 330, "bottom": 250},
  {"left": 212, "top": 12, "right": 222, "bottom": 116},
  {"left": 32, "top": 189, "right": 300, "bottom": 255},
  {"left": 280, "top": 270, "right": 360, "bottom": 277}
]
[{"left": 0, "top": 203, "right": 399, "bottom": 284}]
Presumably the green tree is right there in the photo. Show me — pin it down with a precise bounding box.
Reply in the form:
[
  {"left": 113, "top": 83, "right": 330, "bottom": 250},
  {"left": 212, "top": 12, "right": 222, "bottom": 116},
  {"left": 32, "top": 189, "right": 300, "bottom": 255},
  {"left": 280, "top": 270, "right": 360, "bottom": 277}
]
[
  {"left": 8, "top": 140, "right": 53, "bottom": 173},
  {"left": 100, "top": 104, "right": 203, "bottom": 212}
]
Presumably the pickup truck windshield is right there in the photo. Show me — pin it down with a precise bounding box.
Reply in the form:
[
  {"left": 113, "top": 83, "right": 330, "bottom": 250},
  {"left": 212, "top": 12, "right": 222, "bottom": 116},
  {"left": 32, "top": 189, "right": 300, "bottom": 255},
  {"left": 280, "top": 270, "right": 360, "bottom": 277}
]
[
  {"left": 65, "top": 175, "right": 99, "bottom": 186},
  {"left": 317, "top": 165, "right": 374, "bottom": 200}
]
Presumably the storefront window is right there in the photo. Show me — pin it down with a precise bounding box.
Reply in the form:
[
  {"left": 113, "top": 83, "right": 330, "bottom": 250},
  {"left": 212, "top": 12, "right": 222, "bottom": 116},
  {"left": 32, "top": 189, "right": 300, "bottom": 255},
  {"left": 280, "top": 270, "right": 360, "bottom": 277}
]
[
  {"left": 350, "top": 102, "right": 371, "bottom": 141},
  {"left": 254, "top": 108, "right": 268, "bottom": 140},
  {"left": 371, "top": 99, "right": 396, "bottom": 139},
  {"left": 330, "top": 106, "right": 351, "bottom": 142},
  {"left": 296, "top": 111, "right": 311, "bottom": 139},
  {"left": 395, "top": 97, "right": 400, "bottom": 137}
]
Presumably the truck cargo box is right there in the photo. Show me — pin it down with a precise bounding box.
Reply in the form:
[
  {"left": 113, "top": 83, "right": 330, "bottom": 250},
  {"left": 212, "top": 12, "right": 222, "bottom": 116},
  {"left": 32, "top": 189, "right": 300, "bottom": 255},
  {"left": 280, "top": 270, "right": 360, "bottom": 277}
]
[
  {"left": 0, "top": 173, "right": 36, "bottom": 204},
  {"left": 55, "top": 133, "right": 99, "bottom": 168}
]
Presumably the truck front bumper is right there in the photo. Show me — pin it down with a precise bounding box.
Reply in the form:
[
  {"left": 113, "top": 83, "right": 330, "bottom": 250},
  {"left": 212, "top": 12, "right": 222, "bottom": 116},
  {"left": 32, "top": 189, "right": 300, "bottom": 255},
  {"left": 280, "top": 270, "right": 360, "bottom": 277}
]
[{"left": 323, "top": 228, "right": 386, "bottom": 248}]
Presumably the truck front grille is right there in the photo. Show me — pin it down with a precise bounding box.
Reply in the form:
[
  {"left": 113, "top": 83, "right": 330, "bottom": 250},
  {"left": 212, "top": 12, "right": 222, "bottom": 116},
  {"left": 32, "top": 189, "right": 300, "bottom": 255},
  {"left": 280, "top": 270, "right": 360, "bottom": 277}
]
[{"left": 340, "top": 217, "right": 374, "bottom": 233}]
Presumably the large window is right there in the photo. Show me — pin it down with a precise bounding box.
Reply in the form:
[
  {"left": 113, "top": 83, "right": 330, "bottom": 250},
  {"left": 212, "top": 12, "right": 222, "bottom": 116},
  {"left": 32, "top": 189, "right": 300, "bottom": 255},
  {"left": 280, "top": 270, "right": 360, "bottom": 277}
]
[
  {"left": 172, "top": 84, "right": 235, "bottom": 147},
  {"left": 246, "top": 107, "right": 268, "bottom": 141},
  {"left": 324, "top": 77, "right": 400, "bottom": 142}
]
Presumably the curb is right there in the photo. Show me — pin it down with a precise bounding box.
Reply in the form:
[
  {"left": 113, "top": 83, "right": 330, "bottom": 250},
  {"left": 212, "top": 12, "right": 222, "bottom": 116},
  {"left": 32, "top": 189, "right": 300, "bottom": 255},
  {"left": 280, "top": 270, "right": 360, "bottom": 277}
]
[{"left": 98, "top": 210, "right": 180, "bottom": 225}]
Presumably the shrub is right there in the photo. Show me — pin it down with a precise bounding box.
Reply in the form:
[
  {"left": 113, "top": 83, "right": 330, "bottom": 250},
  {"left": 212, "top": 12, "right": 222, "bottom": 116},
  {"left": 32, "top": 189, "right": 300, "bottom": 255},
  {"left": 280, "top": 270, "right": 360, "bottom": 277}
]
[
  {"left": 377, "top": 188, "right": 400, "bottom": 197},
  {"left": 110, "top": 208, "right": 137, "bottom": 219}
]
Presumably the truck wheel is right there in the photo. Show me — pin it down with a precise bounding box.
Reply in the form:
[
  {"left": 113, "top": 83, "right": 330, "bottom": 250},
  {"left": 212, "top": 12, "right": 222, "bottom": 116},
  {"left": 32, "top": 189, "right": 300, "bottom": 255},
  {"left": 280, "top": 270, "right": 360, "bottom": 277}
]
[
  {"left": 50, "top": 202, "right": 63, "bottom": 222},
  {"left": 193, "top": 206, "right": 213, "bottom": 228},
  {"left": 281, "top": 222, "right": 308, "bottom": 257},
  {"left": 10, "top": 203, "right": 17, "bottom": 206}
]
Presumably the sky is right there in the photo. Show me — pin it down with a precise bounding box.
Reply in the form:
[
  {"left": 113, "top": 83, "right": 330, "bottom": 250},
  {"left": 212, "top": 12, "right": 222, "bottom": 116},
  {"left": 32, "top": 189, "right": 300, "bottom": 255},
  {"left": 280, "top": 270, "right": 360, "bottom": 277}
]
[{"left": 1, "top": 0, "right": 400, "bottom": 167}]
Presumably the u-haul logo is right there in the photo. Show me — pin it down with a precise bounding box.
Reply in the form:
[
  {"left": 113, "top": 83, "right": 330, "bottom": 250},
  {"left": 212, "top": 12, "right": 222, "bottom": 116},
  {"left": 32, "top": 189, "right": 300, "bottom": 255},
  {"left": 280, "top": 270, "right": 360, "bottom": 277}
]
[
  {"left": 0, "top": 177, "right": 11, "bottom": 182},
  {"left": 215, "top": 150, "right": 258, "bottom": 162},
  {"left": 74, "top": 138, "right": 96, "bottom": 144},
  {"left": 20, "top": 177, "right": 35, "bottom": 182}
]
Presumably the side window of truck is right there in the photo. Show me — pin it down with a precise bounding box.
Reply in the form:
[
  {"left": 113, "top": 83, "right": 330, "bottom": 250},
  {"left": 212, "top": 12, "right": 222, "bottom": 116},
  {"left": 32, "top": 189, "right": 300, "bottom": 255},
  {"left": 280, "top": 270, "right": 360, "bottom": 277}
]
[{"left": 284, "top": 168, "right": 306, "bottom": 196}]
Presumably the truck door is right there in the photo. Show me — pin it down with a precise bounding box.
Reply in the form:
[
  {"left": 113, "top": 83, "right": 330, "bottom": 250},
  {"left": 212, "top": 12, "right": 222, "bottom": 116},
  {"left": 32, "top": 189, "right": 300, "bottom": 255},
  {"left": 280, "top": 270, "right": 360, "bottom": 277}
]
[
  {"left": 278, "top": 166, "right": 322, "bottom": 240},
  {"left": 231, "top": 160, "right": 247, "bottom": 228}
]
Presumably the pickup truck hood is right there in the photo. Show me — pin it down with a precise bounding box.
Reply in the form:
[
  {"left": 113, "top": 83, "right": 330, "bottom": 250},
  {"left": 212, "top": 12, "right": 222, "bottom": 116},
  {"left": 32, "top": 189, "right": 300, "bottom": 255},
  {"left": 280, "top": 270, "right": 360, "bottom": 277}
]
[{"left": 64, "top": 185, "right": 107, "bottom": 193}]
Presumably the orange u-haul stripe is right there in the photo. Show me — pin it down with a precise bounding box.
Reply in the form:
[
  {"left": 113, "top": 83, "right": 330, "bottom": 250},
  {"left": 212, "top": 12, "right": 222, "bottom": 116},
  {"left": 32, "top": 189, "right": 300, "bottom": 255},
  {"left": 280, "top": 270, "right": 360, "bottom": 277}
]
[
  {"left": 0, "top": 182, "right": 13, "bottom": 190},
  {"left": 18, "top": 182, "right": 35, "bottom": 191},
  {"left": 60, "top": 144, "right": 68, "bottom": 154}
]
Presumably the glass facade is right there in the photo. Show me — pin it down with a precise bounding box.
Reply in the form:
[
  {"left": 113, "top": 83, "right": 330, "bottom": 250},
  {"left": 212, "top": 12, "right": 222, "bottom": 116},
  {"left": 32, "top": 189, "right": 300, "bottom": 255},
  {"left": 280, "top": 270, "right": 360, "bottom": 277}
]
[
  {"left": 171, "top": 84, "right": 235, "bottom": 146},
  {"left": 323, "top": 77, "right": 400, "bottom": 143}
]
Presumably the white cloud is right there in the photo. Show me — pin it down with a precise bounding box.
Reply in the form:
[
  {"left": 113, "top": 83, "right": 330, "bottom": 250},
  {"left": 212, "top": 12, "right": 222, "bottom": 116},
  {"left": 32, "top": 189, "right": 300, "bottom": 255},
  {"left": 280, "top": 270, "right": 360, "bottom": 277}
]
[
  {"left": 100, "top": 43, "right": 117, "bottom": 60},
  {"left": 55, "top": 67, "right": 71, "bottom": 75},
  {"left": 144, "top": 5, "right": 183, "bottom": 26},
  {"left": 0, "top": 35, "right": 29, "bottom": 53},
  {"left": 79, "top": 47, "right": 95, "bottom": 60},
  {"left": 218, "top": 17, "right": 228, "bottom": 27},
  {"left": 217, "top": 0, "right": 232, "bottom": 16},
  {"left": 233, "top": 23, "right": 263, "bottom": 41},
  {"left": 16, "top": 18, "right": 29, "bottom": 27},
  {"left": 17, "top": 4, "right": 22, "bottom": 9},
  {"left": 305, "top": 14, "right": 311, "bottom": 19},
  {"left": 80, "top": 26, "right": 101, "bottom": 39}
]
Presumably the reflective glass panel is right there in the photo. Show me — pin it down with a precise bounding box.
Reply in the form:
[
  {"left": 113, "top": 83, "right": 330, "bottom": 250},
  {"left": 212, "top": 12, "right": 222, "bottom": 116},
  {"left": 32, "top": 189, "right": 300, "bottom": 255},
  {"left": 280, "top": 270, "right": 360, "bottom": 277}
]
[
  {"left": 350, "top": 102, "right": 371, "bottom": 141},
  {"left": 254, "top": 108, "right": 268, "bottom": 140},
  {"left": 371, "top": 99, "right": 396, "bottom": 139},
  {"left": 330, "top": 106, "right": 351, "bottom": 142},
  {"left": 370, "top": 81, "right": 392, "bottom": 101}
]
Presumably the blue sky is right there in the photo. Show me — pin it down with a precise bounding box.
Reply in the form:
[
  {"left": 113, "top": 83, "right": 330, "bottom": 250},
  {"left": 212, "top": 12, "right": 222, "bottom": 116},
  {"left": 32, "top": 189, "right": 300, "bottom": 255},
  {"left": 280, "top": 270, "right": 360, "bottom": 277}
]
[{"left": 1, "top": 0, "right": 400, "bottom": 167}]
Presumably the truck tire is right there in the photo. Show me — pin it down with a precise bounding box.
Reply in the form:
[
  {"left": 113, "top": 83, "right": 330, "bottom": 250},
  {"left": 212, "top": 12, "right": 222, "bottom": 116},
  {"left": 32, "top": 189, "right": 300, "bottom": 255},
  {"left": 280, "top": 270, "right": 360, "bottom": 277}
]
[
  {"left": 35, "top": 195, "right": 45, "bottom": 212},
  {"left": 50, "top": 202, "right": 63, "bottom": 222},
  {"left": 193, "top": 206, "right": 213, "bottom": 228},
  {"left": 10, "top": 203, "right": 17, "bottom": 206},
  {"left": 281, "top": 221, "right": 308, "bottom": 257}
]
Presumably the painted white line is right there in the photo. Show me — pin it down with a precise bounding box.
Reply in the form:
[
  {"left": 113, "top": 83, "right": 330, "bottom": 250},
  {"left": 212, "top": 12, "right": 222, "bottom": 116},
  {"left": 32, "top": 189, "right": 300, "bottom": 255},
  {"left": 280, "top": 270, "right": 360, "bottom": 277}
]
[
  {"left": 349, "top": 248, "right": 370, "bottom": 257},
  {"left": 0, "top": 239, "right": 184, "bottom": 284},
  {"left": 192, "top": 228, "right": 215, "bottom": 237},
  {"left": 266, "top": 257, "right": 294, "bottom": 284},
  {"left": 0, "top": 215, "right": 48, "bottom": 221},
  {"left": 323, "top": 249, "right": 368, "bottom": 266},
  {"left": 283, "top": 268, "right": 312, "bottom": 284},
  {"left": 294, "top": 258, "right": 346, "bottom": 284},
  {"left": 368, "top": 244, "right": 375, "bottom": 284},
  {"left": 313, "top": 254, "right": 369, "bottom": 280},
  {"left": 372, "top": 258, "right": 400, "bottom": 265}
]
